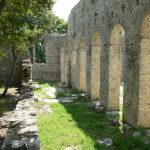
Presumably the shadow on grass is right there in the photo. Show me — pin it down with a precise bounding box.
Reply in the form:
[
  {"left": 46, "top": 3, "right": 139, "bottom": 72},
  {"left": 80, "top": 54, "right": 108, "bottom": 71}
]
[
  {"left": 61, "top": 103, "right": 150, "bottom": 150},
  {"left": 0, "top": 95, "right": 17, "bottom": 117}
]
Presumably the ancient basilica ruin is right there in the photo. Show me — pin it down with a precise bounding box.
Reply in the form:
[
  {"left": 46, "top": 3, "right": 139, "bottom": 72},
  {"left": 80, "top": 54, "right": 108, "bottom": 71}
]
[{"left": 0, "top": 0, "right": 150, "bottom": 148}]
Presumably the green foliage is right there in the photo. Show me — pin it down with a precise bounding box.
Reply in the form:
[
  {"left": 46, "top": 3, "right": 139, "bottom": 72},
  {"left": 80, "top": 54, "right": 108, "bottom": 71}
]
[
  {"left": 0, "top": 0, "right": 55, "bottom": 55},
  {"left": 47, "top": 16, "right": 68, "bottom": 34},
  {"left": 0, "top": 49, "right": 6, "bottom": 57}
]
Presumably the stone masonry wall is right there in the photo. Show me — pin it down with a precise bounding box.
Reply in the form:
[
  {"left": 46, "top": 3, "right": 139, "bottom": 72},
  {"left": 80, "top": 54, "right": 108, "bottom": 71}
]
[
  {"left": 66, "top": 0, "right": 150, "bottom": 127},
  {"left": 32, "top": 34, "right": 66, "bottom": 81},
  {"left": 0, "top": 49, "right": 25, "bottom": 86},
  {"left": 0, "top": 34, "right": 66, "bottom": 85}
]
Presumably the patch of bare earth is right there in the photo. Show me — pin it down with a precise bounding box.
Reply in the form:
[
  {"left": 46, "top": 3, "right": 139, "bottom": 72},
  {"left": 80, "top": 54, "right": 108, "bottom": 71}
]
[{"left": 0, "top": 88, "right": 19, "bottom": 149}]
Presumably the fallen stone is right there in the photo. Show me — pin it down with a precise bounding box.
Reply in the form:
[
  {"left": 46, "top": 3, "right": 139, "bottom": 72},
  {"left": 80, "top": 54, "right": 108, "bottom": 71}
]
[
  {"left": 60, "top": 99, "right": 74, "bottom": 103},
  {"left": 32, "top": 84, "right": 41, "bottom": 90},
  {"left": 106, "top": 111, "right": 120, "bottom": 116},
  {"left": 11, "top": 140, "right": 27, "bottom": 150},
  {"left": 123, "top": 123, "right": 133, "bottom": 130},
  {"left": 111, "top": 118, "right": 121, "bottom": 126},
  {"left": 91, "top": 102, "right": 105, "bottom": 112},
  {"left": 145, "top": 130, "right": 150, "bottom": 137},
  {"left": 18, "top": 125, "right": 37, "bottom": 135},
  {"left": 133, "top": 132, "right": 141, "bottom": 138},
  {"left": 29, "top": 111, "right": 36, "bottom": 116},
  {"left": 96, "top": 138, "right": 113, "bottom": 147},
  {"left": 0, "top": 129, "right": 7, "bottom": 139}
]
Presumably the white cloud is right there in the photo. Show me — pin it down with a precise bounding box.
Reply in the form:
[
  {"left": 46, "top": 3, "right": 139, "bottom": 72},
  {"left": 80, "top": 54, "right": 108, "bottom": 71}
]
[{"left": 53, "top": 0, "right": 80, "bottom": 21}]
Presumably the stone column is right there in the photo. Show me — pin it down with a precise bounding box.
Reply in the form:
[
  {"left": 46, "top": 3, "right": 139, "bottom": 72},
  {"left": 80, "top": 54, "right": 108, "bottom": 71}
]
[{"left": 20, "top": 59, "right": 33, "bottom": 99}]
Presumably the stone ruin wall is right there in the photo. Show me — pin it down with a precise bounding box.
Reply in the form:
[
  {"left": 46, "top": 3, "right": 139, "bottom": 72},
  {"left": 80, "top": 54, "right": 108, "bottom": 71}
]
[
  {"left": 64, "top": 0, "right": 150, "bottom": 127},
  {"left": 0, "top": 34, "right": 66, "bottom": 85},
  {"left": 0, "top": 49, "right": 25, "bottom": 85},
  {"left": 32, "top": 34, "right": 66, "bottom": 81},
  {"left": 0, "top": 0, "right": 150, "bottom": 128}
]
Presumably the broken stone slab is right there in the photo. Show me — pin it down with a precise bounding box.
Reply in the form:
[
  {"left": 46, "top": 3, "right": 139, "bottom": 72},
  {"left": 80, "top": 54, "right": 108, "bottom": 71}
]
[
  {"left": 77, "top": 93, "right": 89, "bottom": 101},
  {"left": 60, "top": 99, "right": 74, "bottom": 103},
  {"left": 106, "top": 111, "right": 120, "bottom": 116},
  {"left": 38, "top": 98, "right": 60, "bottom": 103},
  {"left": 96, "top": 138, "right": 113, "bottom": 147}
]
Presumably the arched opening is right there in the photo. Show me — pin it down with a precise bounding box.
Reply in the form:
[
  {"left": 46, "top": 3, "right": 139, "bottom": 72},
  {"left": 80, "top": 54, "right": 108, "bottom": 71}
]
[
  {"left": 139, "top": 14, "right": 150, "bottom": 127},
  {"left": 108, "top": 24, "right": 125, "bottom": 111},
  {"left": 71, "top": 39, "right": 77, "bottom": 88},
  {"left": 60, "top": 45, "right": 65, "bottom": 83},
  {"left": 79, "top": 37, "right": 87, "bottom": 92},
  {"left": 91, "top": 32, "right": 101, "bottom": 100}
]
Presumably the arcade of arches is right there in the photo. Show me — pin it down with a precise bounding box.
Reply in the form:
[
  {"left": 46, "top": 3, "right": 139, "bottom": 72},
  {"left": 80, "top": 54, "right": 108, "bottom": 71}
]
[{"left": 60, "top": 0, "right": 150, "bottom": 128}]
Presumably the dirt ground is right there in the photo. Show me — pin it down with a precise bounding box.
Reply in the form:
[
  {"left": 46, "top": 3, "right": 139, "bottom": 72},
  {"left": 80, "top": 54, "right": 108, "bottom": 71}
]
[{"left": 0, "top": 88, "right": 18, "bottom": 149}]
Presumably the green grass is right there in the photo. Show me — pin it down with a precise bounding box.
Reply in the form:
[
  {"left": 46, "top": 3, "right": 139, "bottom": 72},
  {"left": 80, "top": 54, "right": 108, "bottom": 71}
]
[
  {"left": 34, "top": 89, "right": 52, "bottom": 99},
  {"left": 0, "top": 86, "right": 4, "bottom": 94},
  {"left": 56, "top": 92, "right": 66, "bottom": 98},
  {"left": 68, "top": 88, "right": 83, "bottom": 95},
  {"left": 36, "top": 102, "right": 150, "bottom": 150},
  {"left": 33, "top": 81, "right": 83, "bottom": 99}
]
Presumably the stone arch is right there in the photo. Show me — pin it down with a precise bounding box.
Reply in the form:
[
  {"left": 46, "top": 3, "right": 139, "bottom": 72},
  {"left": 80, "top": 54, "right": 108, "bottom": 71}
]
[
  {"left": 79, "top": 37, "right": 87, "bottom": 92},
  {"left": 91, "top": 32, "right": 101, "bottom": 100},
  {"left": 108, "top": 24, "right": 125, "bottom": 110},
  {"left": 138, "top": 14, "right": 150, "bottom": 127}
]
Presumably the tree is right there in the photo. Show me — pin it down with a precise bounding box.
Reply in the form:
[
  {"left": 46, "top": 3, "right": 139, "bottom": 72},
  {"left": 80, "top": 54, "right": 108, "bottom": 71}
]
[
  {"left": 0, "top": 0, "right": 6, "bottom": 15},
  {"left": 0, "top": 0, "right": 55, "bottom": 97},
  {"left": 47, "top": 16, "right": 68, "bottom": 34}
]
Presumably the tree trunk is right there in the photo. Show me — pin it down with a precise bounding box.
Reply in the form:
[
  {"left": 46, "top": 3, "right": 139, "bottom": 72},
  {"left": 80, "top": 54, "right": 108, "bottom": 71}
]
[{"left": 1, "top": 47, "right": 17, "bottom": 98}]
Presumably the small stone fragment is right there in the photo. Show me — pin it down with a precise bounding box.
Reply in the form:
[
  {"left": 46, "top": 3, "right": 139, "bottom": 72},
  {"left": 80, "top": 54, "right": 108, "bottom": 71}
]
[
  {"left": 111, "top": 118, "right": 120, "bottom": 126},
  {"left": 96, "top": 138, "right": 113, "bottom": 146},
  {"left": 133, "top": 132, "right": 141, "bottom": 138},
  {"left": 123, "top": 123, "right": 133, "bottom": 130},
  {"left": 32, "top": 84, "right": 41, "bottom": 90}
]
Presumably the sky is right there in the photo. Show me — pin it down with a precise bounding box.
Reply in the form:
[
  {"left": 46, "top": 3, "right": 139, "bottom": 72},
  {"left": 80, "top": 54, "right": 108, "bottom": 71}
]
[{"left": 53, "top": 0, "right": 80, "bottom": 21}]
